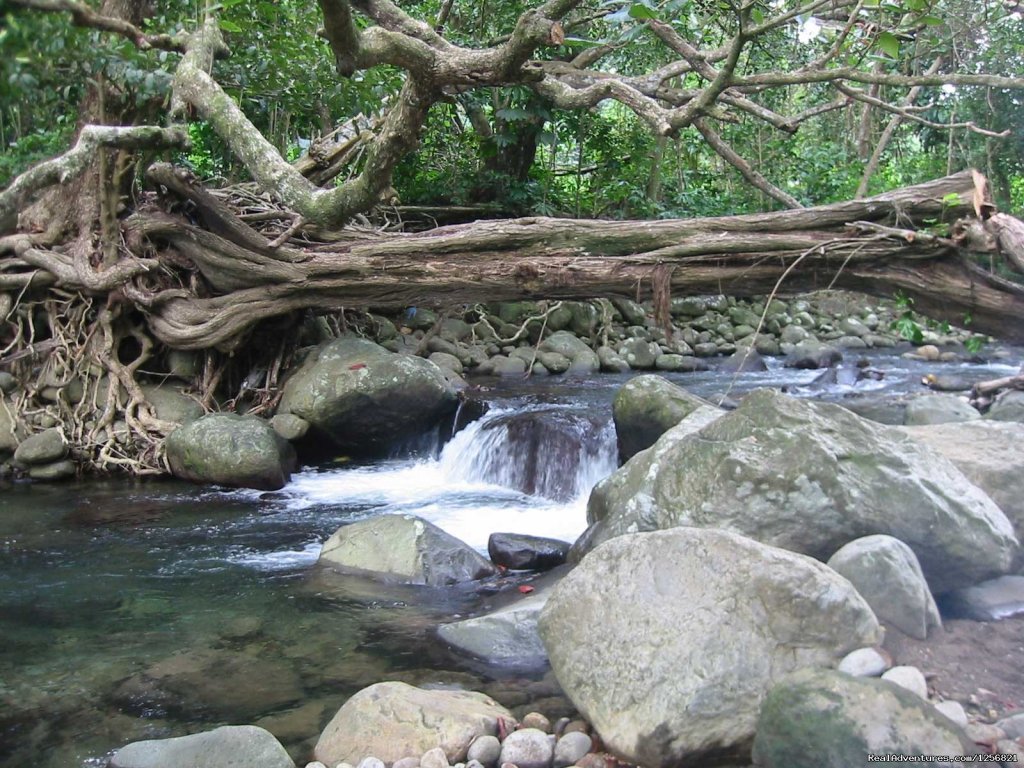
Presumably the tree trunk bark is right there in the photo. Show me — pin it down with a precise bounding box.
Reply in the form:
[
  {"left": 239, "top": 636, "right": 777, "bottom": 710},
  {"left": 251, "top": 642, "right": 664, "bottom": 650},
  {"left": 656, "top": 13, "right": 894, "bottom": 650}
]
[{"left": 110, "top": 170, "right": 1024, "bottom": 348}]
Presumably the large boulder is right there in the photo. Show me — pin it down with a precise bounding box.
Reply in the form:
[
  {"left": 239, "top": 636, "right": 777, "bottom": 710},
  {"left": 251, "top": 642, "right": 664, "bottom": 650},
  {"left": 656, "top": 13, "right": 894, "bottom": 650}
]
[
  {"left": 539, "top": 528, "right": 881, "bottom": 767},
  {"left": 165, "top": 414, "right": 296, "bottom": 491},
  {"left": 827, "top": 535, "right": 941, "bottom": 640},
  {"left": 901, "top": 420, "right": 1024, "bottom": 568},
  {"left": 487, "top": 532, "right": 569, "bottom": 571},
  {"left": 109, "top": 725, "right": 294, "bottom": 768},
  {"left": 13, "top": 427, "right": 66, "bottom": 465},
  {"left": 751, "top": 668, "right": 976, "bottom": 767},
  {"left": 579, "top": 389, "right": 1018, "bottom": 594},
  {"left": 612, "top": 375, "right": 717, "bottom": 462},
  {"left": 317, "top": 514, "right": 497, "bottom": 586},
  {"left": 314, "top": 682, "right": 514, "bottom": 766},
  {"left": 438, "top": 590, "right": 550, "bottom": 669},
  {"left": 904, "top": 393, "right": 980, "bottom": 425},
  {"left": 278, "top": 337, "right": 457, "bottom": 455}
]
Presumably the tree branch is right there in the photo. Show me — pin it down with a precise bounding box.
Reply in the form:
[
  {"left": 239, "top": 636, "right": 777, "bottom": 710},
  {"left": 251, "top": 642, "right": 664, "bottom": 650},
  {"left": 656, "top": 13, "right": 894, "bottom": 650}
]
[
  {"left": 9, "top": 0, "right": 188, "bottom": 52},
  {"left": 0, "top": 125, "right": 189, "bottom": 230}
]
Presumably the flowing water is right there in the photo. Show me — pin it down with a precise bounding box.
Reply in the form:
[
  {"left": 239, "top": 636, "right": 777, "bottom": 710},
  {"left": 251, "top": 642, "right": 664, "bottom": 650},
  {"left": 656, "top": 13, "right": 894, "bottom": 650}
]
[{"left": 0, "top": 350, "right": 1020, "bottom": 767}]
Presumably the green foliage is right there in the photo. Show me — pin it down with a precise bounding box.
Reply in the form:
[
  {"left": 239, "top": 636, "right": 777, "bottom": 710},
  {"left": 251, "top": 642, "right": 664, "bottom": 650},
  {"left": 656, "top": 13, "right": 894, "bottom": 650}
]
[{"left": 890, "top": 292, "right": 925, "bottom": 344}]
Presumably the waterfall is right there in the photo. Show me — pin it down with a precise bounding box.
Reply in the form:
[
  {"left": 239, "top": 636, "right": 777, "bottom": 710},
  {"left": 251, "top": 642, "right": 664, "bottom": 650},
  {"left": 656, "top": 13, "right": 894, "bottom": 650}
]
[{"left": 439, "top": 406, "right": 618, "bottom": 503}]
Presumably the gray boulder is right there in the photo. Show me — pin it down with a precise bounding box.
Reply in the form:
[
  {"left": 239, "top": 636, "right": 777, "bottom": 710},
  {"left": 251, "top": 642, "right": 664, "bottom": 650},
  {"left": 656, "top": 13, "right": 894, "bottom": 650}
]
[
  {"left": 317, "top": 514, "right": 497, "bottom": 586},
  {"left": 986, "top": 390, "right": 1024, "bottom": 422},
  {"left": 498, "top": 728, "right": 553, "bottom": 768},
  {"left": 13, "top": 427, "right": 66, "bottom": 465},
  {"left": 720, "top": 348, "right": 768, "bottom": 373},
  {"left": 314, "top": 682, "right": 513, "bottom": 767},
  {"left": 109, "top": 725, "right": 294, "bottom": 768},
  {"left": 580, "top": 389, "right": 1018, "bottom": 594},
  {"left": 901, "top": 420, "right": 1024, "bottom": 568},
  {"left": 612, "top": 375, "right": 717, "bottom": 462},
  {"left": 610, "top": 297, "right": 648, "bottom": 326},
  {"left": 278, "top": 337, "right": 457, "bottom": 455},
  {"left": 827, "top": 535, "right": 941, "bottom": 640},
  {"left": 784, "top": 340, "right": 842, "bottom": 369},
  {"left": 596, "top": 346, "right": 630, "bottom": 373},
  {"left": 141, "top": 384, "right": 204, "bottom": 425},
  {"left": 904, "top": 393, "right": 980, "bottom": 425},
  {"left": 538, "top": 331, "right": 599, "bottom": 373},
  {"left": 618, "top": 338, "right": 660, "bottom": 370},
  {"left": 28, "top": 459, "right": 76, "bottom": 481},
  {"left": 270, "top": 413, "right": 310, "bottom": 442},
  {"left": 540, "top": 528, "right": 881, "bottom": 767},
  {"left": 438, "top": 590, "right": 550, "bottom": 669},
  {"left": 751, "top": 668, "right": 976, "bottom": 767},
  {"left": 165, "top": 414, "right": 296, "bottom": 491}
]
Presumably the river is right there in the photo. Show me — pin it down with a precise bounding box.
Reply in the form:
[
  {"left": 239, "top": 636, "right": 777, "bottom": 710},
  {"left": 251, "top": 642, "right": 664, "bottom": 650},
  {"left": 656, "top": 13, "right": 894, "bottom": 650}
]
[{"left": 0, "top": 350, "right": 1019, "bottom": 767}]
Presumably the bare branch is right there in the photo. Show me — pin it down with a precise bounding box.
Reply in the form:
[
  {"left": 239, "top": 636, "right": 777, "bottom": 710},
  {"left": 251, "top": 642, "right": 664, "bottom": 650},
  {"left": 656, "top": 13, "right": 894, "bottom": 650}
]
[
  {"left": 693, "top": 118, "right": 804, "bottom": 209},
  {"left": 9, "top": 0, "right": 187, "bottom": 51}
]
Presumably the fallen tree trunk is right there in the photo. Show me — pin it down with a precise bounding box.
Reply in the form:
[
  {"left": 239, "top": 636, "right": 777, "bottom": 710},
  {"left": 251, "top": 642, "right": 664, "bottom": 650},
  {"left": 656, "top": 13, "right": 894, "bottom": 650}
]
[{"left": 109, "top": 169, "right": 1024, "bottom": 348}]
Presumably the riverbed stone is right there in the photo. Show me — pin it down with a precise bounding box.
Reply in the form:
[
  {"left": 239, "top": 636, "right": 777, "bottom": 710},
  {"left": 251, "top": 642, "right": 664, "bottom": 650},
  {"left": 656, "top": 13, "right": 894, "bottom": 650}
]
[
  {"left": 934, "top": 700, "right": 969, "bottom": 727},
  {"left": 881, "top": 665, "right": 929, "bottom": 700},
  {"left": 553, "top": 732, "right": 592, "bottom": 768},
  {"left": 270, "top": 413, "right": 310, "bottom": 442},
  {"left": 538, "top": 331, "right": 600, "bottom": 373},
  {"left": 429, "top": 351, "right": 465, "bottom": 375},
  {"left": 750, "top": 668, "right": 976, "bottom": 768},
  {"left": 611, "top": 374, "right": 716, "bottom": 462},
  {"left": 904, "top": 393, "right": 980, "bottom": 425},
  {"left": 618, "top": 338, "right": 660, "bottom": 370},
  {"left": 540, "top": 528, "right": 881, "bottom": 767},
  {"left": 487, "top": 532, "right": 569, "bottom": 571},
  {"left": 837, "top": 647, "right": 891, "bottom": 677},
  {"left": 314, "top": 682, "right": 513, "bottom": 767},
  {"left": 0, "top": 371, "right": 17, "bottom": 394},
  {"left": 498, "top": 729, "right": 554, "bottom": 768},
  {"left": 467, "top": 735, "right": 501, "bottom": 767},
  {"left": 13, "top": 427, "right": 66, "bottom": 465},
  {"left": 278, "top": 337, "right": 457, "bottom": 455},
  {"left": 438, "top": 590, "right": 550, "bottom": 669},
  {"left": 165, "top": 413, "right": 296, "bottom": 491},
  {"left": 28, "top": 459, "right": 76, "bottom": 481},
  {"left": 318, "top": 514, "right": 496, "bottom": 586},
  {"left": 719, "top": 348, "right": 767, "bottom": 372},
  {"left": 595, "top": 345, "right": 629, "bottom": 373},
  {"left": 827, "top": 535, "right": 941, "bottom": 640},
  {"left": 579, "top": 388, "right": 1019, "bottom": 594},
  {"left": 141, "top": 384, "right": 204, "bottom": 425},
  {"left": 610, "top": 297, "right": 647, "bottom": 326},
  {"left": 784, "top": 340, "right": 842, "bottom": 369},
  {"left": 109, "top": 725, "right": 294, "bottom": 768}
]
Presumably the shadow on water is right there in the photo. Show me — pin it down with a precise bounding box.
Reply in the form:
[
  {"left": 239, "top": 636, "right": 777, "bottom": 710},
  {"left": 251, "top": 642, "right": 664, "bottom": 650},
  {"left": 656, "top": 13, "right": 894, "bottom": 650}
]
[{"left": 1, "top": 348, "right": 1021, "bottom": 766}]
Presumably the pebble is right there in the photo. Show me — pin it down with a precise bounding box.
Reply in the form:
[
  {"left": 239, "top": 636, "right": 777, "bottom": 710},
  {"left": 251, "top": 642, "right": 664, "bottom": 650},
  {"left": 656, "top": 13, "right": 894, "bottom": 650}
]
[
  {"left": 837, "top": 647, "right": 891, "bottom": 677},
  {"left": 305, "top": 763, "right": 327, "bottom": 768},
  {"left": 467, "top": 735, "right": 502, "bottom": 768},
  {"left": 562, "top": 720, "right": 589, "bottom": 735},
  {"left": 393, "top": 758, "right": 420, "bottom": 768},
  {"left": 933, "top": 700, "right": 968, "bottom": 728},
  {"left": 997, "top": 713, "right": 1024, "bottom": 740},
  {"left": 421, "top": 747, "right": 449, "bottom": 768},
  {"left": 357, "top": 758, "right": 386, "bottom": 768},
  {"left": 553, "top": 731, "right": 592, "bottom": 768},
  {"left": 520, "top": 712, "right": 551, "bottom": 733},
  {"left": 498, "top": 728, "right": 554, "bottom": 768},
  {"left": 881, "top": 665, "right": 928, "bottom": 699},
  {"left": 575, "top": 754, "right": 611, "bottom": 768}
]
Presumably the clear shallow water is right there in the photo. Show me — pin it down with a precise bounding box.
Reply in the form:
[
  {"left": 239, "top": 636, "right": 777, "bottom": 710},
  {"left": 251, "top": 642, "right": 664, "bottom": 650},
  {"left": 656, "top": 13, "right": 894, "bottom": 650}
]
[{"left": 0, "top": 349, "right": 1020, "bottom": 767}]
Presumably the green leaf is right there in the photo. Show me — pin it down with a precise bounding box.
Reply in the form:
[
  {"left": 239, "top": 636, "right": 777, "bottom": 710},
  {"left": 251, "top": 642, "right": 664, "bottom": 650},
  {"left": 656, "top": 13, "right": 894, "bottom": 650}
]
[
  {"left": 920, "top": 15, "right": 943, "bottom": 25},
  {"left": 875, "top": 31, "right": 900, "bottom": 58},
  {"left": 628, "top": 4, "right": 659, "bottom": 21},
  {"left": 219, "top": 18, "right": 243, "bottom": 33}
]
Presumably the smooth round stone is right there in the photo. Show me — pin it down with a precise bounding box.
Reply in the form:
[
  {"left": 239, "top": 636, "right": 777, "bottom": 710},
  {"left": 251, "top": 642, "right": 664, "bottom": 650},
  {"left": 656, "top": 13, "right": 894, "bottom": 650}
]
[
  {"left": 421, "top": 747, "right": 449, "bottom": 768},
  {"left": 357, "top": 758, "right": 386, "bottom": 768},
  {"left": 933, "top": 700, "right": 968, "bottom": 728},
  {"left": 306, "top": 763, "right": 328, "bottom": 768},
  {"left": 881, "top": 666, "right": 928, "bottom": 700},
  {"left": 561, "top": 721, "right": 589, "bottom": 736},
  {"left": 520, "top": 712, "right": 551, "bottom": 733},
  {"left": 498, "top": 728, "right": 554, "bottom": 768},
  {"left": 553, "top": 732, "right": 592, "bottom": 768},
  {"left": 467, "top": 735, "right": 501, "bottom": 768},
  {"left": 837, "top": 647, "right": 891, "bottom": 678},
  {"left": 965, "top": 722, "right": 1007, "bottom": 745},
  {"left": 393, "top": 759, "right": 420, "bottom": 768}
]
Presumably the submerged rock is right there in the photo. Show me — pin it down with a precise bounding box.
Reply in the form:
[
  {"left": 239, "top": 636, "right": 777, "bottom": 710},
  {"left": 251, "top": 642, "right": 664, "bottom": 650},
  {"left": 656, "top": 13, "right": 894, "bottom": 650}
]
[
  {"left": 165, "top": 413, "right": 296, "bottom": 491},
  {"left": 278, "top": 337, "right": 457, "bottom": 456},
  {"left": 904, "top": 393, "right": 980, "bottom": 425},
  {"left": 438, "top": 590, "right": 550, "bottom": 669},
  {"left": 751, "top": 668, "right": 976, "bottom": 767},
  {"left": 317, "top": 514, "right": 496, "bottom": 586},
  {"left": 580, "top": 389, "right": 1018, "bottom": 594},
  {"left": 540, "top": 528, "right": 881, "bottom": 767},
  {"left": 314, "top": 682, "right": 513, "bottom": 767},
  {"left": 109, "top": 725, "right": 294, "bottom": 768}
]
